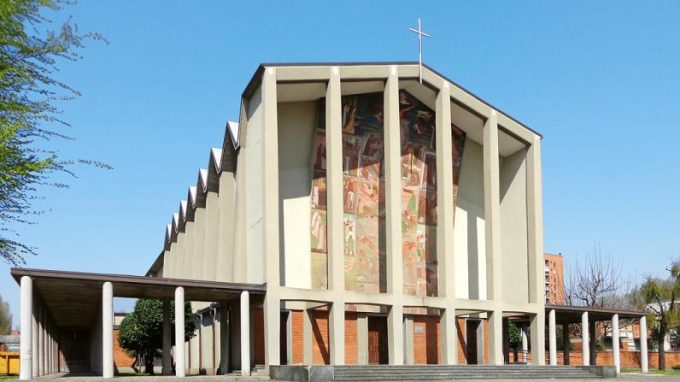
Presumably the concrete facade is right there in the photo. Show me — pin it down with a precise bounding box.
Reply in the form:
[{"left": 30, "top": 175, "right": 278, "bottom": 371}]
[{"left": 148, "top": 63, "right": 547, "bottom": 373}]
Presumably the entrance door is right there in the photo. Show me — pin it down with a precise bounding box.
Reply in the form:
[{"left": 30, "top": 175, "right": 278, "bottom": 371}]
[
  {"left": 466, "top": 320, "right": 480, "bottom": 365},
  {"left": 367, "top": 316, "right": 388, "bottom": 364}
]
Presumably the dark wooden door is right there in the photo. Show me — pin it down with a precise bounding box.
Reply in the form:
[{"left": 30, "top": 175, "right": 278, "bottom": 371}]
[
  {"left": 368, "top": 316, "right": 388, "bottom": 364},
  {"left": 466, "top": 320, "right": 479, "bottom": 364}
]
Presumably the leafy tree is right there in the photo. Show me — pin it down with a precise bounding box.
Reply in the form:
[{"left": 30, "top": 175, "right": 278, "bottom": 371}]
[
  {"left": 0, "top": 294, "right": 12, "bottom": 334},
  {"left": 0, "top": 0, "right": 108, "bottom": 265},
  {"left": 632, "top": 260, "right": 680, "bottom": 370},
  {"left": 118, "top": 299, "right": 195, "bottom": 375}
]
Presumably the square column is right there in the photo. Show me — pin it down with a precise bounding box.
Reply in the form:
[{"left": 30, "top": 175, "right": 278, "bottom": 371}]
[
  {"left": 329, "top": 302, "right": 345, "bottom": 365},
  {"left": 483, "top": 111, "right": 502, "bottom": 300},
  {"left": 612, "top": 314, "right": 620, "bottom": 374},
  {"left": 581, "top": 312, "right": 590, "bottom": 366},
  {"left": 440, "top": 308, "right": 457, "bottom": 364},
  {"left": 175, "top": 287, "right": 186, "bottom": 377},
  {"left": 384, "top": 66, "right": 402, "bottom": 297},
  {"left": 521, "top": 327, "right": 528, "bottom": 363},
  {"left": 640, "top": 316, "right": 648, "bottom": 373},
  {"left": 562, "top": 323, "right": 570, "bottom": 365},
  {"left": 548, "top": 309, "right": 557, "bottom": 365},
  {"left": 530, "top": 310, "right": 546, "bottom": 365},
  {"left": 20, "top": 276, "right": 32, "bottom": 380},
  {"left": 240, "top": 291, "right": 250, "bottom": 376},
  {"left": 387, "top": 305, "right": 404, "bottom": 365},
  {"left": 102, "top": 281, "right": 113, "bottom": 378},
  {"left": 526, "top": 136, "right": 544, "bottom": 304},
  {"left": 162, "top": 300, "right": 172, "bottom": 375},
  {"left": 303, "top": 309, "right": 313, "bottom": 365},
  {"left": 403, "top": 316, "right": 414, "bottom": 365},
  {"left": 357, "top": 313, "right": 369, "bottom": 365},
  {"left": 488, "top": 310, "right": 504, "bottom": 365},
  {"left": 37, "top": 303, "right": 43, "bottom": 376}
]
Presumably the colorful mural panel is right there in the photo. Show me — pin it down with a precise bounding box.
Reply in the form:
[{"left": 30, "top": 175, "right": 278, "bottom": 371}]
[{"left": 399, "top": 90, "right": 466, "bottom": 297}]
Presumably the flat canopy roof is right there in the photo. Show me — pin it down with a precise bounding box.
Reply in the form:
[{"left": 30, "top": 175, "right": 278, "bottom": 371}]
[
  {"left": 546, "top": 304, "right": 645, "bottom": 324},
  {"left": 12, "top": 268, "right": 266, "bottom": 330}
]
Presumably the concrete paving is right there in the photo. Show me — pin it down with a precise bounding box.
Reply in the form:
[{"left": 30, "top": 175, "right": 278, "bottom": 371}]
[{"left": 18, "top": 371, "right": 680, "bottom": 382}]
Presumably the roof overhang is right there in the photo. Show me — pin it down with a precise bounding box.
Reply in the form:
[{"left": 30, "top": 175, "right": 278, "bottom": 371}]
[{"left": 546, "top": 304, "right": 646, "bottom": 324}]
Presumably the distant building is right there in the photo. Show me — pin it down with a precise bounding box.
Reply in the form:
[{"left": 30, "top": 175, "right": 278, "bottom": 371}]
[{"left": 544, "top": 253, "right": 564, "bottom": 304}]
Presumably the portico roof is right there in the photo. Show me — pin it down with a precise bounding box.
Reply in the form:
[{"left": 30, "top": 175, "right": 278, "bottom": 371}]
[
  {"left": 546, "top": 304, "right": 646, "bottom": 324},
  {"left": 11, "top": 267, "right": 266, "bottom": 330}
]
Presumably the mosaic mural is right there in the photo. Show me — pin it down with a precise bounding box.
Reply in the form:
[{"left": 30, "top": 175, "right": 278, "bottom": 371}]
[
  {"left": 399, "top": 90, "right": 466, "bottom": 297},
  {"left": 309, "top": 90, "right": 466, "bottom": 295}
]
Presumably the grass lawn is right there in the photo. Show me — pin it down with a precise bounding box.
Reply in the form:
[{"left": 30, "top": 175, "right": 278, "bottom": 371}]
[
  {"left": 622, "top": 367, "right": 680, "bottom": 375},
  {"left": 0, "top": 376, "right": 17, "bottom": 381}
]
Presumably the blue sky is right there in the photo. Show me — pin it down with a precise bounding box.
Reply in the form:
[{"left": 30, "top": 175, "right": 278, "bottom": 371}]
[{"left": 2, "top": 1, "right": 679, "bottom": 324}]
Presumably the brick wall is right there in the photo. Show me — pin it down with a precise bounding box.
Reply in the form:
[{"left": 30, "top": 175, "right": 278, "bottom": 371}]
[
  {"left": 456, "top": 318, "right": 466, "bottom": 364},
  {"left": 413, "top": 315, "right": 441, "bottom": 364},
  {"left": 112, "top": 329, "right": 136, "bottom": 369},
  {"left": 546, "top": 350, "right": 680, "bottom": 369},
  {"left": 291, "top": 310, "right": 304, "bottom": 364},
  {"left": 310, "top": 310, "right": 330, "bottom": 364}
]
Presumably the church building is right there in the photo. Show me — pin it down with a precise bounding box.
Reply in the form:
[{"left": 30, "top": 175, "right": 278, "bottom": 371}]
[{"left": 148, "top": 61, "right": 547, "bottom": 373}]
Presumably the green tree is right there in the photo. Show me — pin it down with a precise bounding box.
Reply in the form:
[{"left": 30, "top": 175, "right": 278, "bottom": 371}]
[
  {"left": 118, "top": 299, "right": 196, "bottom": 375},
  {"left": 0, "top": 0, "right": 108, "bottom": 265},
  {"left": 0, "top": 294, "right": 12, "bottom": 334},
  {"left": 632, "top": 260, "right": 680, "bottom": 370}
]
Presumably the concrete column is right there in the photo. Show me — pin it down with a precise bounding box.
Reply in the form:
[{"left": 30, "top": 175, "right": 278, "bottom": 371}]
[
  {"left": 530, "top": 310, "right": 546, "bottom": 365},
  {"left": 175, "top": 287, "right": 186, "bottom": 377},
  {"left": 204, "top": 191, "right": 219, "bottom": 281},
  {"left": 562, "top": 323, "right": 570, "bottom": 365},
  {"left": 31, "top": 304, "right": 37, "bottom": 377},
  {"left": 483, "top": 111, "right": 502, "bottom": 300},
  {"left": 162, "top": 300, "right": 172, "bottom": 375},
  {"left": 20, "top": 276, "right": 32, "bottom": 380},
  {"left": 325, "top": 66, "right": 343, "bottom": 293},
  {"left": 303, "top": 309, "right": 313, "bottom": 365},
  {"left": 435, "top": 81, "right": 456, "bottom": 299},
  {"left": 329, "top": 302, "right": 345, "bottom": 365},
  {"left": 37, "top": 303, "right": 43, "bottom": 376},
  {"left": 612, "top": 314, "right": 620, "bottom": 374},
  {"left": 548, "top": 309, "right": 557, "bottom": 366},
  {"left": 403, "top": 316, "right": 414, "bottom": 365},
  {"left": 384, "top": 66, "right": 403, "bottom": 297},
  {"left": 388, "top": 305, "right": 404, "bottom": 365},
  {"left": 240, "top": 291, "right": 250, "bottom": 376},
  {"left": 526, "top": 136, "right": 545, "bottom": 304},
  {"left": 640, "top": 316, "right": 648, "bottom": 373},
  {"left": 581, "top": 312, "right": 590, "bottom": 366},
  {"left": 102, "top": 282, "right": 113, "bottom": 378},
  {"left": 488, "top": 311, "right": 504, "bottom": 365},
  {"left": 264, "top": 294, "right": 281, "bottom": 367},
  {"left": 441, "top": 308, "right": 457, "bottom": 364},
  {"left": 521, "top": 328, "right": 528, "bottom": 363}
]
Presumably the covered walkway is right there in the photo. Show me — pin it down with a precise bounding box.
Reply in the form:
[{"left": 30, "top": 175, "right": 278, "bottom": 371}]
[
  {"left": 545, "top": 304, "right": 648, "bottom": 374},
  {"left": 12, "top": 268, "right": 266, "bottom": 380}
]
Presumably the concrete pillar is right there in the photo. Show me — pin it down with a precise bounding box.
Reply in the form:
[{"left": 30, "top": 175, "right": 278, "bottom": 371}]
[
  {"left": 612, "top": 314, "right": 620, "bottom": 374},
  {"left": 357, "top": 314, "right": 368, "bottom": 365},
  {"left": 175, "top": 287, "right": 186, "bottom": 377},
  {"left": 37, "top": 303, "right": 43, "bottom": 376},
  {"left": 521, "top": 328, "right": 528, "bottom": 363},
  {"left": 102, "top": 282, "right": 113, "bottom": 378},
  {"left": 640, "top": 316, "right": 648, "bottom": 373},
  {"left": 240, "top": 291, "right": 250, "bottom": 376},
  {"left": 162, "top": 300, "right": 172, "bottom": 375},
  {"left": 548, "top": 309, "right": 557, "bottom": 366},
  {"left": 483, "top": 111, "right": 502, "bottom": 300},
  {"left": 530, "top": 310, "right": 546, "bottom": 365},
  {"left": 441, "top": 308, "right": 457, "bottom": 364},
  {"left": 403, "top": 316, "right": 414, "bottom": 365},
  {"left": 488, "top": 311, "right": 504, "bottom": 365},
  {"left": 435, "top": 81, "right": 456, "bottom": 299},
  {"left": 384, "top": 67, "right": 403, "bottom": 298},
  {"left": 526, "top": 136, "right": 545, "bottom": 304},
  {"left": 303, "top": 309, "right": 313, "bottom": 365},
  {"left": 581, "top": 312, "right": 590, "bottom": 366},
  {"left": 20, "top": 276, "right": 32, "bottom": 380},
  {"left": 329, "top": 302, "right": 345, "bottom": 365},
  {"left": 388, "top": 305, "right": 404, "bottom": 365},
  {"left": 264, "top": 294, "right": 281, "bottom": 367},
  {"left": 562, "top": 323, "right": 570, "bottom": 365}
]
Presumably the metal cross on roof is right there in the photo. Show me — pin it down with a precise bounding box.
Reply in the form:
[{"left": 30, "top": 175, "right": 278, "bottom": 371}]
[{"left": 409, "top": 18, "right": 430, "bottom": 84}]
